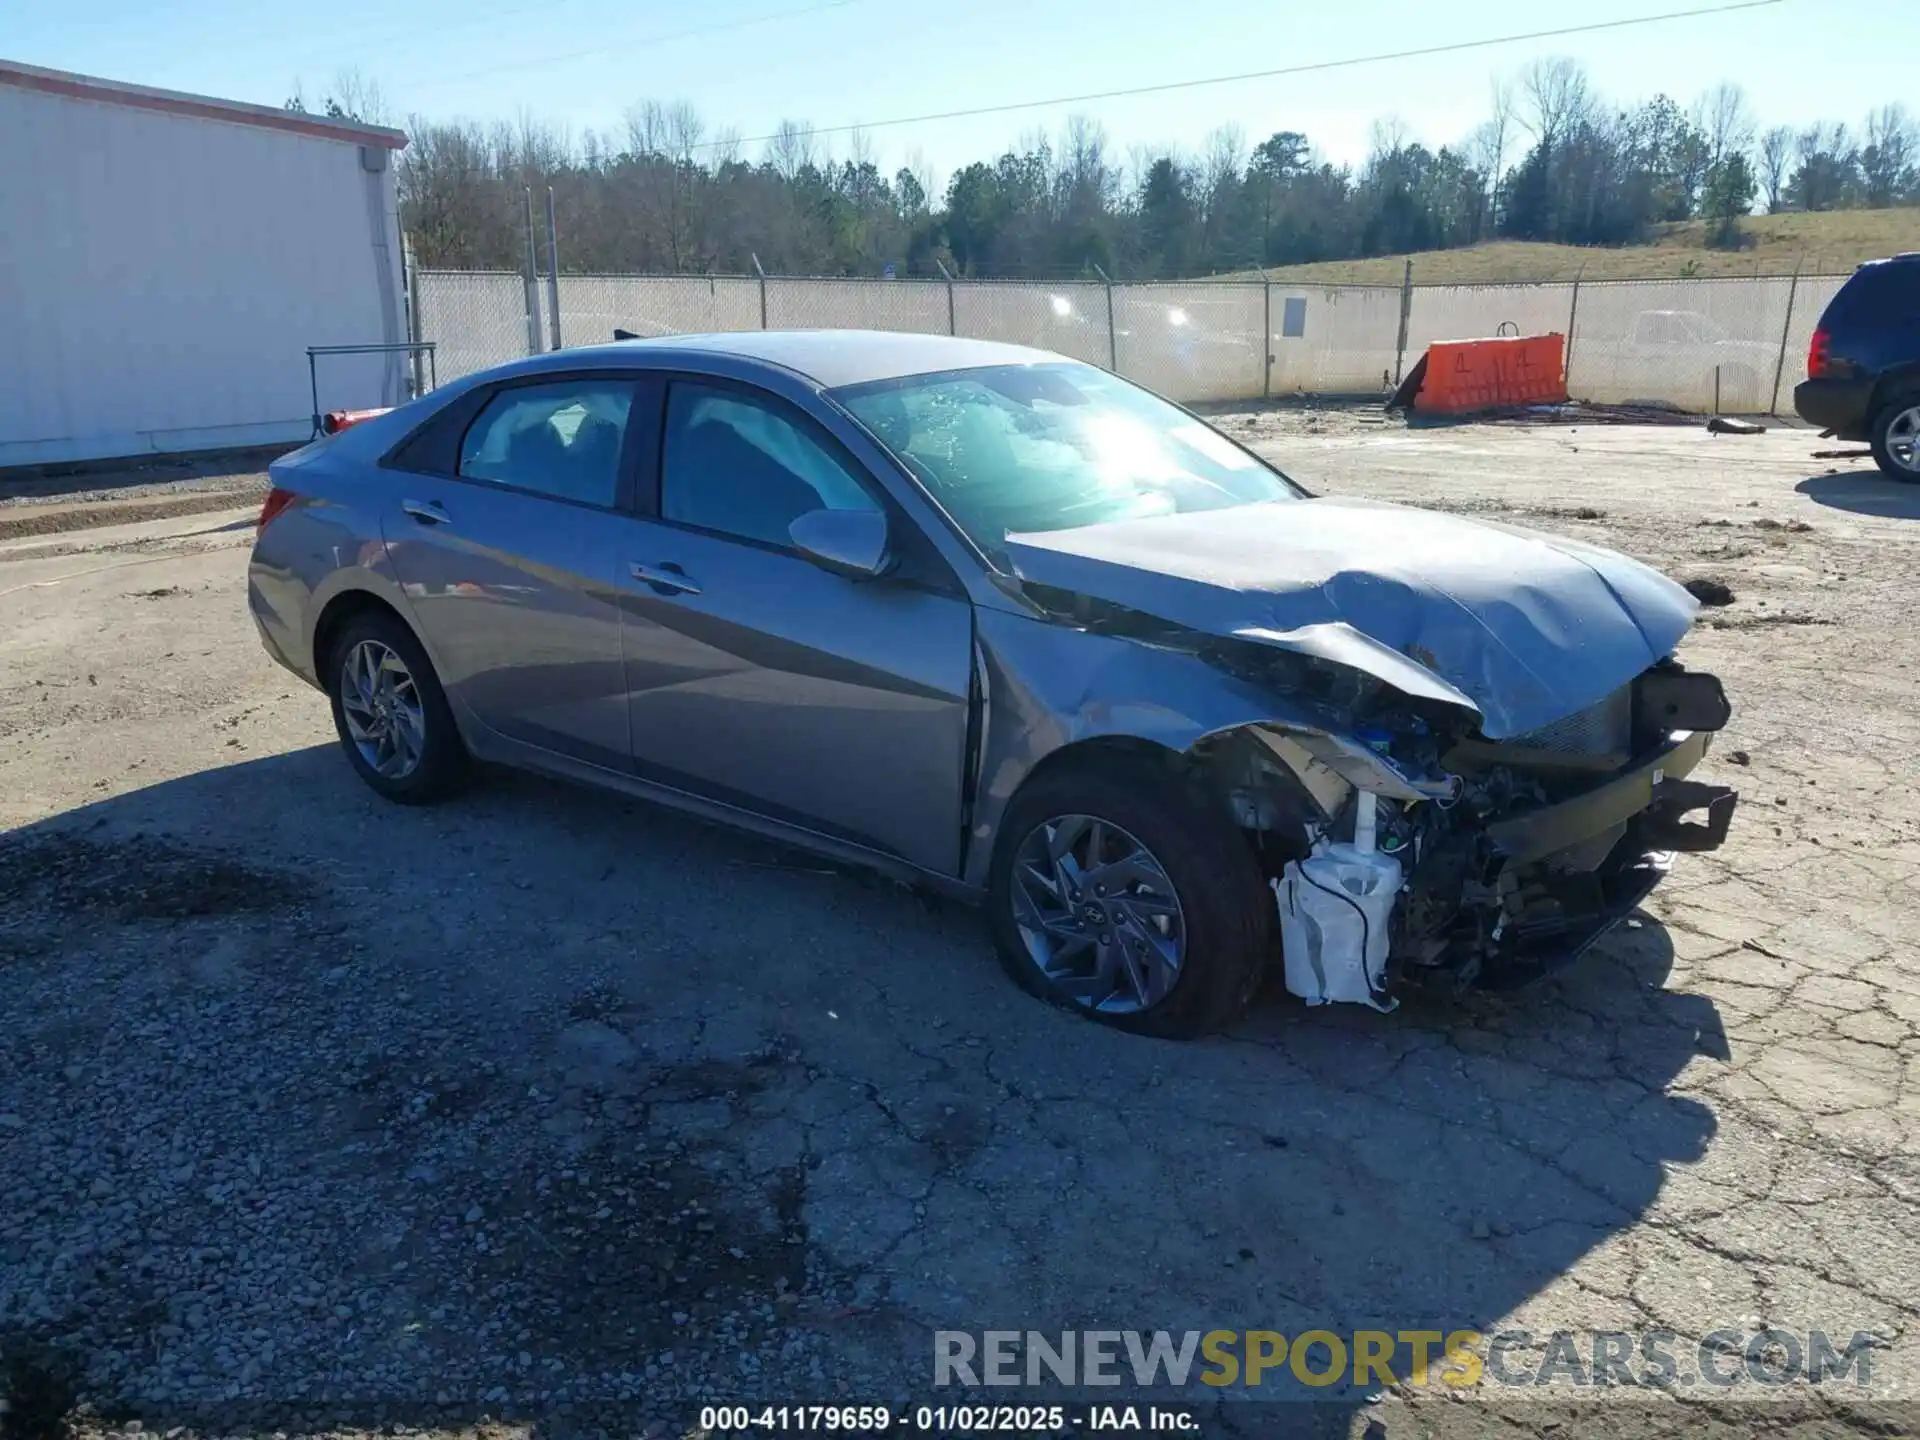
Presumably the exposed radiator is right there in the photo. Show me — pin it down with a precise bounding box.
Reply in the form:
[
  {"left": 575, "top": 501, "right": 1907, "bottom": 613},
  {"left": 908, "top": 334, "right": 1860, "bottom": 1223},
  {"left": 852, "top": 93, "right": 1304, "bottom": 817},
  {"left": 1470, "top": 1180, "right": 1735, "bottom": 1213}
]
[{"left": 1512, "top": 684, "right": 1633, "bottom": 756}]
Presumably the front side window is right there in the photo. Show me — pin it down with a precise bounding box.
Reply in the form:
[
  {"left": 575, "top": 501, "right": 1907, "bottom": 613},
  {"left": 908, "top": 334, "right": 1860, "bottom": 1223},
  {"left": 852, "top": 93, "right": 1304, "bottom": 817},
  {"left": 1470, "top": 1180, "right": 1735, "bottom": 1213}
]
[
  {"left": 833, "top": 361, "right": 1299, "bottom": 559},
  {"left": 458, "top": 380, "right": 633, "bottom": 507},
  {"left": 661, "top": 382, "right": 878, "bottom": 548}
]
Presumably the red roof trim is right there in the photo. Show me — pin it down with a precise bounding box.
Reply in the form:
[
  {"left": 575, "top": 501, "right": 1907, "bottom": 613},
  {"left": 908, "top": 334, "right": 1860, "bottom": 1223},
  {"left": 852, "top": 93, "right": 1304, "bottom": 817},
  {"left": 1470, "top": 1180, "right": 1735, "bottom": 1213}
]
[{"left": 0, "top": 57, "right": 408, "bottom": 149}]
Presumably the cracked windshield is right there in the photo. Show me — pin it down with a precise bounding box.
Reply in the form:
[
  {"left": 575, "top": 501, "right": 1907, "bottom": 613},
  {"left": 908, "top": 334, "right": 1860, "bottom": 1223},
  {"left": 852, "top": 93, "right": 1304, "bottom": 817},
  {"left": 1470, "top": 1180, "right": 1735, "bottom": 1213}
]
[{"left": 838, "top": 362, "right": 1297, "bottom": 554}]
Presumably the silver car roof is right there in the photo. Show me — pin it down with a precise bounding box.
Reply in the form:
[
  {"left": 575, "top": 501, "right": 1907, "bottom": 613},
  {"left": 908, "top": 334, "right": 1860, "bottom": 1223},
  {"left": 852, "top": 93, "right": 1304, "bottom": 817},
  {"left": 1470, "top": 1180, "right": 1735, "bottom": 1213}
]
[{"left": 494, "top": 330, "right": 1061, "bottom": 390}]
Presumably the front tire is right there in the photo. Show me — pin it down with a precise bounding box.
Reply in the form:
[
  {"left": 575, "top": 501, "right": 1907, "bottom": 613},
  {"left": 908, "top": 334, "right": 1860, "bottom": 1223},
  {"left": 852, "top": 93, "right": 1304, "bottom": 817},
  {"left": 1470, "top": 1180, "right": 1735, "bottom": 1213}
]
[
  {"left": 1869, "top": 392, "right": 1920, "bottom": 482},
  {"left": 987, "top": 752, "right": 1271, "bottom": 1038},
  {"left": 325, "top": 612, "right": 468, "bottom": 804}
]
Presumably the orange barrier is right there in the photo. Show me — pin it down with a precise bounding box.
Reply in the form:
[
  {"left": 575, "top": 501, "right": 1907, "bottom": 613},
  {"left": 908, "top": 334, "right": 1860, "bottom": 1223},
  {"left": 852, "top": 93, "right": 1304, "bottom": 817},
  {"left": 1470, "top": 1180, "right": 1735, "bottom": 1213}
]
[
  {"left": 1414, "top": 333, "right": 1567, "bottom": 414},
  {"left": 321, "top": 407, "right": 392, "bottom": 435}
]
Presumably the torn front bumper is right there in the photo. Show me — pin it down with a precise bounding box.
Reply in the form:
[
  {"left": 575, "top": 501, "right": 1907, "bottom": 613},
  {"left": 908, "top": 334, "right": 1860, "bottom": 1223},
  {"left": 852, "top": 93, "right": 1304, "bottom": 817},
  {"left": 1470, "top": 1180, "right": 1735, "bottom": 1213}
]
[
  {"left": 1485, "top": 729, "right": 1734, "bottom": 864},
  {"left": 1473, "top": 730, "right": 1738, "bottom": 987}
]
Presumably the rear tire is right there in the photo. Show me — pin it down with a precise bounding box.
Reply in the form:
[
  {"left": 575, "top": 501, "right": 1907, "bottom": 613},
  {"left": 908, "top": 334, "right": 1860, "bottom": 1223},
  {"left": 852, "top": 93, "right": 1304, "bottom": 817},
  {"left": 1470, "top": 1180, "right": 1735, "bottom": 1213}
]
[
  {"left": 1869, "top": 391, "right": 1920, "bottom": 482},
  {"left": 325, "top": 611, "right": 468, "bottom": 804},
  {"left": 987, "top": 752, "right": 1271, "bottom": 1038}
]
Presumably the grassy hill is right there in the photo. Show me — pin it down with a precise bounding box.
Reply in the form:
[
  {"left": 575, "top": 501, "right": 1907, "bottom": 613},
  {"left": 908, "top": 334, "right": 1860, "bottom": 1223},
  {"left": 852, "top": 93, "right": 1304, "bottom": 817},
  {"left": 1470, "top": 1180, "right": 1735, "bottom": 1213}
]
[{"left": 1234, "top": 207, "right": 1920, "bottom": 286}]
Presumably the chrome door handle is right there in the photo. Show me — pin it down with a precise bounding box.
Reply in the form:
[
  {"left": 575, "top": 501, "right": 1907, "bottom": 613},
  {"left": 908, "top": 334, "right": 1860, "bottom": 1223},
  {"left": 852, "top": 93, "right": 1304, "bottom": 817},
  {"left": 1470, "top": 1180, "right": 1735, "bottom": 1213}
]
[
  {"left": 629, "top": 562, "right": 701, "bottom": 596},
  {"left": 402, "top": 499, "right": 451, "bottom": 526}
]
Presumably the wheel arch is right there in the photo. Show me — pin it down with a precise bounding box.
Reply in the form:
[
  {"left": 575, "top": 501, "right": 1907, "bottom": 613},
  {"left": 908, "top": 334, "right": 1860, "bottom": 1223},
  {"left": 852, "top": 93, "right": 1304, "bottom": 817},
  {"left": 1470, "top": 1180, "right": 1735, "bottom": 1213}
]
[
  {"left": 982, "top": 728, "right": 1277, "bottom": 1037},
  {"left": 1869, "top": 363, "right": 1920, "bottom": 419},
  {"left": 982, "top": 728, "right": 1324, "bottom": 881},
  {"left": 311, "top": 588, "right": 415, "bottom": 679},
  {"left": 1000, "top": 734, "right": 1188, "bottom": 804},
  {"left": 964, "top": 608, "right": 1367, "bottom": 889}
]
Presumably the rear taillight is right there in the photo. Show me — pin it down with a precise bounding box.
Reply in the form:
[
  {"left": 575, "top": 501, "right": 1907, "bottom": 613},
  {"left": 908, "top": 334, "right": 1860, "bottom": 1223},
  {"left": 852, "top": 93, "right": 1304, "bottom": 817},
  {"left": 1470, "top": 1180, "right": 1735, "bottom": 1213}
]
[
  {"left": 1807, "top": 327, "right": 1831, "bottom": 379},
  {"left": 258, "top": 487, "right": 298, "bottom": 529}
]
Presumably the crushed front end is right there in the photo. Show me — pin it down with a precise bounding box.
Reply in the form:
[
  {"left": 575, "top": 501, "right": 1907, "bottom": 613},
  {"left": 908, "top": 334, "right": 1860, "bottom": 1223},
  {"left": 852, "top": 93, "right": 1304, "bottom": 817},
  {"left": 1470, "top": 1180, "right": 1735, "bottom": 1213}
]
[
  {"left": 994, "top": 492, "right": 1742, "bottom": 1005},
  {"left": 1183, "top": 649, "right": 1738, "bottom": 1001},
  {"left": 1317, "top": 661, "right": 1737, "bottom": 992}
]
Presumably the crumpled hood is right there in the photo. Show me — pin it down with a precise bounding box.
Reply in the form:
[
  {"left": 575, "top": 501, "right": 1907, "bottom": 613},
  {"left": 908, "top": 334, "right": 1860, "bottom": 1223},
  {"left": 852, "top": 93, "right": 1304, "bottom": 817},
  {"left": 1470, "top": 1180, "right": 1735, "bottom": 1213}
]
[{"left": 1004, "top": 497, "right": 1698, "bottom": 740}]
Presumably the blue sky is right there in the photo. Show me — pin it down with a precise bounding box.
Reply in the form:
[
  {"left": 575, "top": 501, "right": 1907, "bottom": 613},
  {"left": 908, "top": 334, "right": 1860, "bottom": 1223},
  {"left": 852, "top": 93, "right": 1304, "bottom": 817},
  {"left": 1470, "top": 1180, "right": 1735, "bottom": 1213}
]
[{"left": 9, "top": 0, "right": 1916, "bottom": 184}]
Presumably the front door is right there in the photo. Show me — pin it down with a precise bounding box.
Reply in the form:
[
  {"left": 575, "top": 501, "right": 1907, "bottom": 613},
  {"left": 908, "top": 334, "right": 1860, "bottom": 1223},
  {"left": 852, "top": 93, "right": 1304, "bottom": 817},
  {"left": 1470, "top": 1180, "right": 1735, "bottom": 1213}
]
[
  {"left": 615, "top": 376, "right": 974, "bottom": 875},
  {"left": 382, "top": 374, "right": 639, "bottom": 769}
]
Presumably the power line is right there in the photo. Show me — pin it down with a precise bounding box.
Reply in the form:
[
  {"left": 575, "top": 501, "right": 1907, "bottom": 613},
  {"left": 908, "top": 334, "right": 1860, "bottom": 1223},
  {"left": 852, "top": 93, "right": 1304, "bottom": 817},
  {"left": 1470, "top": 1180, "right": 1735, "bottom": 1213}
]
[
  {"left": 409, "top": 0, "right": 873, "bottom": 92},
  {"left": 679, "top": 0, "right": 1785, "bottom": 153}
]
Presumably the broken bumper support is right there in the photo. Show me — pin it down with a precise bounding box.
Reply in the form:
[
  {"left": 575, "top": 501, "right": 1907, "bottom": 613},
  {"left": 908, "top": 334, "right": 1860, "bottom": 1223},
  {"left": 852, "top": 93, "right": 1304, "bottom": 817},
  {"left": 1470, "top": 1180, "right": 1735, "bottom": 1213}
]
[
  {"left": 1483, "top": 729, "right": 1731, "bottom": 864},
  {"left": 1642, "top": 778, "right": 1738, "bottom": 852},
  {"left": 1470, "top": 730, "right": 1739, "bottom": 988},
  {"left": 1478, "top": 854, "right": 1672, "bottom": 991}
]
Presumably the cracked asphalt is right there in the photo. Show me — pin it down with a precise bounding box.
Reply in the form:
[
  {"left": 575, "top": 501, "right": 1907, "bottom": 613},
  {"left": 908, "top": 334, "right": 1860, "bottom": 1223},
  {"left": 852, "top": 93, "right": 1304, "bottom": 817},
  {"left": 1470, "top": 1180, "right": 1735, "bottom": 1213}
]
[{"left": 2, "top": 417, "right": 1917, "bottom": 1439}]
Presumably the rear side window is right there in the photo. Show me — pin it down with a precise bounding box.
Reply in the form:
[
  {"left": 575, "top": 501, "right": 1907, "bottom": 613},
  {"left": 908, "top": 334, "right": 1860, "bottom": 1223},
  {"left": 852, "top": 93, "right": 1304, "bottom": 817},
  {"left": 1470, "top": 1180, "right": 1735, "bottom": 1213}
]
[
  {"left": 458, "top": 380, "right": 633, "bottom": 507},
  {"left": 1823, "top": 261, "right": 1920, "bottom": 330}
]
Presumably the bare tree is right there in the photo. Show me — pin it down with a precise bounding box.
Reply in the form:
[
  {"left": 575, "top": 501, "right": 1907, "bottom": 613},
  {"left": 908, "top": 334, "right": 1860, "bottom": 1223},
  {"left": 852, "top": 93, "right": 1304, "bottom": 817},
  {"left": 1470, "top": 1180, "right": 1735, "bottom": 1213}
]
[
  {"left": 1059, "top": 116, "right": 1115, "bottom": 220},
  {"left": 286, "top": 66, "right": 391, "bottom": 125},
  {"left": 844, "top": 126, "right": 878, "bottom": 178},
  {"left": 1756, "top": 125, "right": 1793, "bottom": 212},
  {"left": 622, "top": 101, "right": 712, "bottom": 270},
  {"left": 1519, "top": 58, "right": 1591, "bottom": 147},
  {"left": 706, "top": 126, "right": 743, "bottom": 169},
  {"left": 1789, "top": 122, "right": 1859, "bottom": 211},
  {"left": 398, "top": 117, "right": 517, "bottom": 268},
  {"left": 1467, "top": 81, "right": 1516, "bottom": 234},
  {"left": 664, "top": 102, "right": 706, "bottom": 167},
  {"left": 1196, "top": 124, "right": 1245, "bottom": 267},
  {"left": 766, "top": 120, "right": 818, "bottom": 181},
  {"left": 1862, "top": 104, "right": 1917, "bottom": 206},
  {"left": 1694, "top": 81, "right": 1754, "bottom": 167},
  {"left": 624, "top": 102, "right": 666, "bottom": 158},
  {"left": 901, "top": 144, "right": 940, "bottom": 214},
  {"left": 1015, "top": 127, "right": 1055, "bottom": 170},
  {"left": 1202, "top": 125, "right": 1246, "bottom": 192},
  {"left": 1367, "top": 115, "right": 1411, "bottom": 162}
]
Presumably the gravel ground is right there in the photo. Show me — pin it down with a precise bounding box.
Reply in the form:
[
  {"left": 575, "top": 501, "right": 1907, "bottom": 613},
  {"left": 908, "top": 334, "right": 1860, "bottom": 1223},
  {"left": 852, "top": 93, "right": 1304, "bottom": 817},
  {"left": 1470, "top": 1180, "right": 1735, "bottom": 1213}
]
[
  {"left": 0, "top": 455, "right": 272, "bottom": 544},
  {"left": 2, "top": 419, "right": 1918, "bottom": 1440}
]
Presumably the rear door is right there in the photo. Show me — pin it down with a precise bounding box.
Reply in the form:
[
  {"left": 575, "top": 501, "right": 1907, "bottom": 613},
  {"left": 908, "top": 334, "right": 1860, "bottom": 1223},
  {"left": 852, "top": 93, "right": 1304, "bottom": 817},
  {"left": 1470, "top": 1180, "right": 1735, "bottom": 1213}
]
[
  {"left": 381, "top": 372, "right": 646, "bottom": 770},
  {"left": 612, "top": 375, "right": 975, "bottom": 875}
]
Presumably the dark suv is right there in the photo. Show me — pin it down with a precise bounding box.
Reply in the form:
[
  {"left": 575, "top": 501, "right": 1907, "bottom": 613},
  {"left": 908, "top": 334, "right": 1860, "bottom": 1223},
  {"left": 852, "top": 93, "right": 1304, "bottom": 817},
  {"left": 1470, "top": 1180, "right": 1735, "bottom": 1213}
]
[{"left": 1795, "top": 252, "right": 1920, "bottom": 480}]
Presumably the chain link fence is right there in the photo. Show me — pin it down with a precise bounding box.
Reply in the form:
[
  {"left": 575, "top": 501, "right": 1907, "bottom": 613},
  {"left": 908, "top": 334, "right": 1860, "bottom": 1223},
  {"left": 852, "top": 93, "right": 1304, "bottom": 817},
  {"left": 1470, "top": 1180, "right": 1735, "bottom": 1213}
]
[
  {"left": 1114, "top": 283, "right": 1264, "bottom": 401},
  {"left": 1567, "top": 276, "right": 1783, "bottom": 412},
  {"left": 414, "top": 264, "right": 1855, "bottom": 413},
  {"left": 1270, "top": 283, "right": 1406, "bottom": 394},
  {"left": 412, "top": 270, "right": 532, "bottom": 383},
  {"left": 769, "top": 276, "right": 949, "bottom": 334},
  {"left": 562, "top": 274, "right": 762, "bottom": 346},
  {"left": 952, "top": 281, "right": 1113, "bottom": 367}
]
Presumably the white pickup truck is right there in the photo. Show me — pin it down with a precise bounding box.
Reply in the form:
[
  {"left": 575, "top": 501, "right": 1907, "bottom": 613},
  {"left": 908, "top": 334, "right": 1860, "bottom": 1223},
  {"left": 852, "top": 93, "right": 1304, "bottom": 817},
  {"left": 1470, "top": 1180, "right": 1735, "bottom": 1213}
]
[{"left": 1577, "top": 308, "right": 1781, "bottom": 411}]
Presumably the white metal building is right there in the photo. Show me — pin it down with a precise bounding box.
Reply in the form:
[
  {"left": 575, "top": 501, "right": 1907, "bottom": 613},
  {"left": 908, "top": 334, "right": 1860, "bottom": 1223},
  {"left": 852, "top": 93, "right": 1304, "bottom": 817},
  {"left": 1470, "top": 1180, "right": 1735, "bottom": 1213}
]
[{"left": 0, "top": 60, "right": 410, "bottom": 467}]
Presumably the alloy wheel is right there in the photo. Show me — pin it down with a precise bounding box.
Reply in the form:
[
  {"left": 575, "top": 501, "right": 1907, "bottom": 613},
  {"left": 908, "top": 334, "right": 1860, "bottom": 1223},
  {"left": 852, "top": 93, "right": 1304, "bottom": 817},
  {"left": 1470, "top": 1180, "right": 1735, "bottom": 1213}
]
[
  {"left": 1009, "top": 813, "right": 1186, "bottom": 1014},
  {"left": 339, "top": 639, "right": 427, "bottom": 780},
  {"left": 1887, "top": 405, "right": 1920, "bottom": 474}
]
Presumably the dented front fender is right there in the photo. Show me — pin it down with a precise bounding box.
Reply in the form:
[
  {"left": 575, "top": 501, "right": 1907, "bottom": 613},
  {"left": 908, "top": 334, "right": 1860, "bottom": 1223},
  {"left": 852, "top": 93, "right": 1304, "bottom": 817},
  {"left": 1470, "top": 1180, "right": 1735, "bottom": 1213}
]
[{"left": 964, "top": 607, "right": 1361, "bottom": 888}]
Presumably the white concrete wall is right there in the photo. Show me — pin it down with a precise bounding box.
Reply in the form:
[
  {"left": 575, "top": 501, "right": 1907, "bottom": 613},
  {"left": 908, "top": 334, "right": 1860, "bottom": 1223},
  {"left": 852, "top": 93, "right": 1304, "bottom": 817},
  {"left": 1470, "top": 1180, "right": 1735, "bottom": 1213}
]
[
  {"left": 423, "top": 268, "right": 1847, "bottom": 414},
  {"left": 0, "top": 85, "right": 405, "bottom": 467}
]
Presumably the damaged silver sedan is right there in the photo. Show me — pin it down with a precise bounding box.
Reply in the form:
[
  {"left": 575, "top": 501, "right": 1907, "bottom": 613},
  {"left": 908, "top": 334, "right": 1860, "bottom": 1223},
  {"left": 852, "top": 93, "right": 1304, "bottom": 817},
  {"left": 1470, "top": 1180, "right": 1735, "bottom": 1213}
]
[{"left": 249, "top": 331, "right": 1737, "bottom": 1037}]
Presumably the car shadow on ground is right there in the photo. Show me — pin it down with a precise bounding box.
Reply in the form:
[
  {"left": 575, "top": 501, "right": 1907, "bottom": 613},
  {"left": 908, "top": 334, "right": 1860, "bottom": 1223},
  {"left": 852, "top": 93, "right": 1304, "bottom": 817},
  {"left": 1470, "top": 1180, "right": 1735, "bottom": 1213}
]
[
  {"left": 2, "top": 746, "right": 1726, "bottom": 1437},
  {"left": 1795, "top": 469, "right": 1920, "bottom": 518}
]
